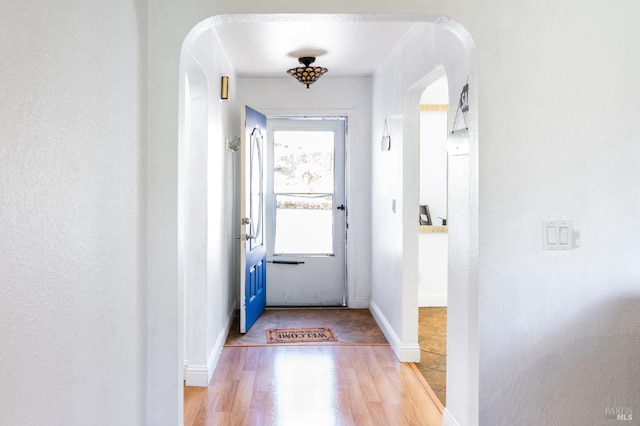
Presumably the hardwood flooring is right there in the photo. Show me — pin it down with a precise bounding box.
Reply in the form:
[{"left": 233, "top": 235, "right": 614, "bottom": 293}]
[
  {"left": 416, "top": 307, "right": 447, "bottom": 405},
  {"left": 184, "top": 345, "right": 443, "bottom": 426}
]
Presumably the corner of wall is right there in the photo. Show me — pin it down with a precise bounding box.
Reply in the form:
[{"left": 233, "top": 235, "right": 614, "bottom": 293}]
[
  {"left": 184, "top": 304, "right": 236, "bottom": 387},
  {"left": 369, "top": 300, "right": 420, "bottom": 362},
  {"left": 442, "top": 408, "right": 461, "bottom": 426},
  {"left": 206, "top": 305, "right": 236, "bottom": 382},
  {"left": 348, "top": 296, "right": 370, "bottom": 309}
]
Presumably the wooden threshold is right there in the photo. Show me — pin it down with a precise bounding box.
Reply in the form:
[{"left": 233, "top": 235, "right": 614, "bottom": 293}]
[{"left": 409, "top": 362, "right": 445, "bottom": 414}]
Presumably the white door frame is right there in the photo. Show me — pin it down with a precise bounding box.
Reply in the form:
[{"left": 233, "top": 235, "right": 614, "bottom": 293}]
[
  {"left": 266, "top": 116, "right": 347, "bottom": 306},
  {"left": 260, "top": 108, "right": 361, "bottom": 307}
]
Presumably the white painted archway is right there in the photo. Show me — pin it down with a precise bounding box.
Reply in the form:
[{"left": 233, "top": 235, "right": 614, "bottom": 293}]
[
  {"left": 402, "top": 60, "right": 479, "bottom": 425},
  {"left": 163, "top": 14, "right": 479, "bottom": 426}
]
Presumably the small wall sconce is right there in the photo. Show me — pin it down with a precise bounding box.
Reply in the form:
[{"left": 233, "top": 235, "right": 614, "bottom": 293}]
[{"left": 221, "top": 76, "right": 229, "bottom": 100}]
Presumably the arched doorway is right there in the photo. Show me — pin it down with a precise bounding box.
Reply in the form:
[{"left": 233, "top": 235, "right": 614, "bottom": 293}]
[
  {"left": 397, "top": 22, "right": 478, "bottom": 425},
  {"left": 168, "top": 14, "right": 479, "bottom": 426}
]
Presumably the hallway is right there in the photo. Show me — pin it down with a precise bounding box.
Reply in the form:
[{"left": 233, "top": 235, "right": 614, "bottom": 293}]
[
  {"left": 185, "top": 308, "right": 443, "bottom": 425},
  {"left": 184, "top": 345, "right": 442, "bottom": 425}
]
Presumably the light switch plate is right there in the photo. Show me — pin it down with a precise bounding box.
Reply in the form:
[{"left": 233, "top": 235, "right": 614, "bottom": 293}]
[{"left": 543, "top": 220, "right": 574, "bottom": 250}]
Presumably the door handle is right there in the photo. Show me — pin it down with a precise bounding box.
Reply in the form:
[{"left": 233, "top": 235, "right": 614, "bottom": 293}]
[
  {"left": 235, "top": 234, "right": 256, "bottom": 241},
  {"left": 337, "top": 204, "right": 345, "bottom": 211}
]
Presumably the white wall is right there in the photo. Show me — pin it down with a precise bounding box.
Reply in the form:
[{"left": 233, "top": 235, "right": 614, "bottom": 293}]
[
  {"left": 475, "top": 3, "right": 640, "bottom": 424},
  {"left": 419, "top": 233, "right": 448, "bottom": 306},
  {"left": 419, "top": 111, "right": 448, "bottom": 223},
  {"left": 418, "top": 87, "right": 449, "bottom": 307},
  {"left": 237, "top": 77, "right": 373, "bottom": 308},
  {"left": 0, "top": 0, "right": 146, "bottom": 424},
  {"left": 180, "top": 24, "right": 238, "bottom": 387},
  {"left": 419, "top": 74, "right": 449, "bottom": 223}
]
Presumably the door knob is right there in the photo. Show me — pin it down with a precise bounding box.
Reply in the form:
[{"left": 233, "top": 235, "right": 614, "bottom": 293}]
[
  {"left": 337, "top": 204, "right": 345, "bottom": 211},
  {"left": 235, "top": 234, "right": 256, "bottom": 241}
]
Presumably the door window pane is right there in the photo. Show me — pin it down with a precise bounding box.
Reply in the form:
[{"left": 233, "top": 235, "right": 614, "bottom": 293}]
[
  {"left": 249, "top": 128, "right": 264, "bottom": 248},
  {"left": 274, "top": 131, "right": 334, "bottom": 193},
  {"left": 274, "top": 194, "right": 333, "bottom": 254},
  {"left": 273, "top": 130, "right": 335, "bottom": 255}
]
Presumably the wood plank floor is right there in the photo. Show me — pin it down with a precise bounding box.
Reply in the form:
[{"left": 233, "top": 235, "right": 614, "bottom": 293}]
[
  {"left": 416, "top": 307, "right": 447, "bottom": 405},
  {"left": 184, "top": 345, "right": 443, "bottom": 426}
]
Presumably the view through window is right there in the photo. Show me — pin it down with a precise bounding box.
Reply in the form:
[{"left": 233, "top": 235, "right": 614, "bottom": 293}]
[{"left": 273, "top": 130, "right": 335, "bottom": 255}]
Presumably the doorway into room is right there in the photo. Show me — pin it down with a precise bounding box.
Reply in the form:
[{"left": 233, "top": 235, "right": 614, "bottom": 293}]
[
  {"left": 175, "top": 14, "right": 478, "bottom": 425},
  {"left": 416, "top": 74, "right": 449, "bottom": 405},
  {"left": 265, "top": 117, "right": 347, "bottom": 306}
]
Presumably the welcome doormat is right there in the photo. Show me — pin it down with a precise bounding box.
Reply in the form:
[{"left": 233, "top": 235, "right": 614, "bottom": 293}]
[{"left": 266, "top": 327, "right": 338, "bottom": 344}]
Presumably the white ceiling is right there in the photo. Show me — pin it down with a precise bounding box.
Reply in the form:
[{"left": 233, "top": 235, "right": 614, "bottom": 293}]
[{"left": 214, "top": 20, "right": 418, "bottom": 78}]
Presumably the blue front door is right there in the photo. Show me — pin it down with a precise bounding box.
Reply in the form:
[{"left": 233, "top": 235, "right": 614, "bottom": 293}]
[{"left": 240, "top": 106, "right": 267, "bottom": 333}]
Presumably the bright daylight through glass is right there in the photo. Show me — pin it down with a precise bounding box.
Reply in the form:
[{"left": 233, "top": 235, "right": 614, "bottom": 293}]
[{"left": 273, "top": 130, "right": 335, "bottom": 255}]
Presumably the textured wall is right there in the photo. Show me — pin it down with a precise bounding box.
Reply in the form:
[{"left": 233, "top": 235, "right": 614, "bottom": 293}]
[
  {"left": 475, "top": 2, "right": 640, "bottom": 424},
  {"left": 0, "top": 0, "right": 146, "bottom": 424}
]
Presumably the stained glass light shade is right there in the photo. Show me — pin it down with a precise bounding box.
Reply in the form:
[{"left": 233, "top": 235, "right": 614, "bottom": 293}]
[{"left": 287, "top": 57, "right": 328, "bottom": 89}]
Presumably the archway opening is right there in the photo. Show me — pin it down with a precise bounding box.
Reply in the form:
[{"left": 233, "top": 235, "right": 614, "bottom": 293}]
[{"left": 174, "top": 13, "right": 479, "bottom": 426}]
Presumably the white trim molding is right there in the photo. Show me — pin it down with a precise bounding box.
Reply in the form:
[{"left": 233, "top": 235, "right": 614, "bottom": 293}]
[
  {"left": 184, "top": 306, "right": 236, "bottom": 387},
  {"left": 369, "top": 300, "right": 421, "bottom": 362},
  {"left": 442, "top": 408, "right": 460, "bottom": 426},
  {"left": 349, "top": 296, "right": 370, "bottom": 309},
  {"left": 419, "top": 293, "right": 447, "bottom": 307},
  {"left": 184, "top": 364, "right": 209, "bottom": 387}
]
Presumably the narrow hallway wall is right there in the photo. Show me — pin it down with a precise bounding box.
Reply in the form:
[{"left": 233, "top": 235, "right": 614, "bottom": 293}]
[{"left": 180, "top": 23, "right": 239, "bottom": 387}]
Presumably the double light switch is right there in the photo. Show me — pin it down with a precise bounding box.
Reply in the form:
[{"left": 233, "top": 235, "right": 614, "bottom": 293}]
[{"left": 543, "top": 221, "right": 577, "bottom": 250}]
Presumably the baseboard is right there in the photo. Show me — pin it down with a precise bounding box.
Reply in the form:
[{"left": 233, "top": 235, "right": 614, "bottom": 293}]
[
  {"left": 348, "top": 296, "right": 369, "bottom": 309},
  {"left": 369, "top": 300, "right": 421, "bottom": 362},
  {"left": 206, "top": 306, "right": 236, "bottom": 380},
  {"left": 184, "top": 305, "right": 236, "bottom": 387},
  {"left": 397, "top": 343, "right": 421, "bottom": 362},
  {"left": 442, "top": 408, "right": 460, "bottom": 426},
  {"left": 184, "top": 364, "right": 209, "bottom": 387},
  {"left": 419, "top": 293, "right": 447, "bottom": 307}
]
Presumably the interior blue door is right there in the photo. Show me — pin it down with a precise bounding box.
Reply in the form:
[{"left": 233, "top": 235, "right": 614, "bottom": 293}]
[{"left": 240, "top": 106, "right": 267, "bottom": 333}]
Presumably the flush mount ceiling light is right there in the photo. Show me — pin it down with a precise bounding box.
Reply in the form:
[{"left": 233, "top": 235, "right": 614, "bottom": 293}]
[{"left": 287, "top": 57, "right": 328, "bottom": 89}]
